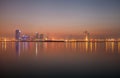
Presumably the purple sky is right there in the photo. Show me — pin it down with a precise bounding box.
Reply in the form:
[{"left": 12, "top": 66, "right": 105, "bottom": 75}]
[{"left": 0, "top": 0, "right": 120, "bottom": 38}]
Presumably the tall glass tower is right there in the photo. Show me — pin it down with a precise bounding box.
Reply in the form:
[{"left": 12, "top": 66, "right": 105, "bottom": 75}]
[{"left": 15, "top": 30, "right": 21, "bottom": 40}]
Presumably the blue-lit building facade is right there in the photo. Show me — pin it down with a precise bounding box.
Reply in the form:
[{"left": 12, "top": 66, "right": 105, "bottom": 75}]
[
  {"left": 15, "top": 30, "right": 21, "bottom": 40},
  {"left": 21, "top": 35, "right": 30, "bottom": 41}
]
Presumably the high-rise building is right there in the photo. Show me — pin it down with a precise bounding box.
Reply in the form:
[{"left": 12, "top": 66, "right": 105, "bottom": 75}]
[
  {"left": 40, "top": 34, "right": 44, "bottom": 40},
  {"left": 15, "top": 29, "right": 21, "bottom": 40},
  {"left": 35, "top": 32, "right": 39, "bottom": 39},
  {"left": 84, "top": 31, "right": 90, "bottom": 41}
]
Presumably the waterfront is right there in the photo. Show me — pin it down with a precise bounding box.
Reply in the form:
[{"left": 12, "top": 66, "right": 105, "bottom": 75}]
[{"left": 0, "top": 42, "right": 120, "bottom": 77}]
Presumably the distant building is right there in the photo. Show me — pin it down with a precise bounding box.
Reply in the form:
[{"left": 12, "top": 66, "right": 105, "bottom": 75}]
[
  {"left": 21, "top": 35, "right": 30, "bottom": 41},
  {"left": 35, "top": 32, "right": 39, "bottom": 39},
  {"left": 15, "top": 29, "right": 21, "bottom": 40},
  {"left": 40, "top": 34, "right": 44, "bottom": 40},
  {"left": 84, "top": 31, "right": 90, "bottom": 41}
]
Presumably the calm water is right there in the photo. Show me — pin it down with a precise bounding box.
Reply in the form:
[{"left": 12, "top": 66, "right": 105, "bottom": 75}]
[{"left": 0, "top": 42, "right": 120, "bottom": 77}]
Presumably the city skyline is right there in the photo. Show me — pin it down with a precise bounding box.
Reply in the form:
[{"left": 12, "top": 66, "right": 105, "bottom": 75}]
[
  {"left": 0, "top": 29, "right": 119, "bottom": 42},
  {"left": 0, "top": 0, "right": 120, "bottom": 38}
]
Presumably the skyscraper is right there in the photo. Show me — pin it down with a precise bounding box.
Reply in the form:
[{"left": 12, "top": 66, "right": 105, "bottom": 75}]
[
  {"left": 84, "top": 31, "right": 90, "bottom": 41},
  {"left": 35, "top": 32, "right": 39, "bottom": 39},
  {"left": 15, "top": 29, "right": 21, "bottom": 40},
  {"left": 40, "top": 34, "right": 44, "bottom": 40}
]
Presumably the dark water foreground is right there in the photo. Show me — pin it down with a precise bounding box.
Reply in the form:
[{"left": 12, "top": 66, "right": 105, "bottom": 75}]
[{"left": 0, "top": 42, "right": 120, "bottom": 78}]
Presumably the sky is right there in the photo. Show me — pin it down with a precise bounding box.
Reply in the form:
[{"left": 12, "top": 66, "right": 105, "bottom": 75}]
[{"left": 0, "top": 0, "right": 120, "bottom": 38}]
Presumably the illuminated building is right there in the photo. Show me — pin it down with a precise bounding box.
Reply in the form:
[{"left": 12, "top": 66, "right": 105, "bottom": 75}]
[
  {"left": 15, "top": 29, "right": 21, "bottom": 40},
  {"left": 21, "top": 35, "right": 30, "bottom": 41},
  {"left": 40, "top": 34, "right": 44, "bottom": 40},
  {"left": 84, "top": 31, "right": 90, "bottom": 41},
  {"left": 35, "top": 32, "right": 39, "bottom": 39}
]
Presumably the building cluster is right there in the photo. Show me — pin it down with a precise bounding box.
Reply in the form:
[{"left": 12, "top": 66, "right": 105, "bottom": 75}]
[
  {"left": 6, "top": 29, "right": 118, "bottom": 42},
  {"left": 15, "top": 29, "right": 47, "bottom": 41},
  {"left": 35, "top": 32, "right": 47, "bottom": 41},
  {"left": 15, "top": 29, "right": 91, "bottom": 41}
]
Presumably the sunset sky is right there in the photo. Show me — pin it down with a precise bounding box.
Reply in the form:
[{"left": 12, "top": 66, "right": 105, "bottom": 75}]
[{"left": 0, "top": 0, "right": 120, "bottom": 38}]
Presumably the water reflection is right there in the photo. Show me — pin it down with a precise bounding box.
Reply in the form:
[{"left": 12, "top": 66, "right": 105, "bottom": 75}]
[
  {"left": 95, "top": 42, "right": 97, "bottom": 52},
  {"left": 4, "top": 41, "right": 6, "bottom": 50},
  {"left": 85, "top": 42, "right": 89, "bottom": 52},
  {"left": 111, "top": 42, "right": 114, "bottom": 52},
  {"left": 105, "top": 42, "right": 120, "bottom": 54},
  {"left": 86, "top": 42, "right": 97, "bottom": 52},
  {"left": 1, "top": 42, "right": 120, "bottom": 77},
  {"left": 118, "top": 42, "right": 120, "bottom": 53},
  {"left": 106, "top": 42, "right": 108, "bottom": 52},
  {"left": 1, "top": 42, "right": 4, "bottom": 49},
  {"left": 15, "top": 42, "right": 20, "bottom": 56},
  {"left": 43, "top": 42, "right": 48, "bottom": 51},
  {"left": 64, "top": 42, "right": 98, "bottom": 53},
  {"left": 106, "top": 42, "right": 115, "bottom": 52},
  {"left": 71, "top": 42, "right": 76, "bottom": 49},
  {"left": 35, "top": 42, "right": 38, "bottom": 56},
  {"left": 22, "top": 42, "right": 29, "bottom": 52},
  {"left": 90, "top": 42, "right": 93, "bottom": 52},
  {"left": 13, "top": 42, "right": 120, "bottom": 56},
  {"left": 1, "top": 41, "right": 7, "bottom": 51}
]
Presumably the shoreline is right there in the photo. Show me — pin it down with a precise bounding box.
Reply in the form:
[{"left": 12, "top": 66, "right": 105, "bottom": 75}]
[{"left": 0, "top": 41, "right": 120, "bottom": 42}]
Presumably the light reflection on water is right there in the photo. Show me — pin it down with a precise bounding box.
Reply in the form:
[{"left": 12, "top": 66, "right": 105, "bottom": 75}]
[
  {"left": 0, "top": 42, "right": 120, "bottom": 56},
  {"left": 1, "top": 42, "right": 120, "bottom": 56},
  {"left": 1, "top": 41, "right": 7, "bottom": 51},
  {"left": 118, "top": 42, "right": 120, "bottom": 53},
  {"left": 35, "top": 42, "right": 38, "bottom": 56},
  {"left": 15, "top": 42, "right": 20, "bottom": 56},
  {"left": 105, "top": 42, "right": 119, "bottom": 53},
  {"left": 0, "top": 42, "right": 120, "bottom": 77}
]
